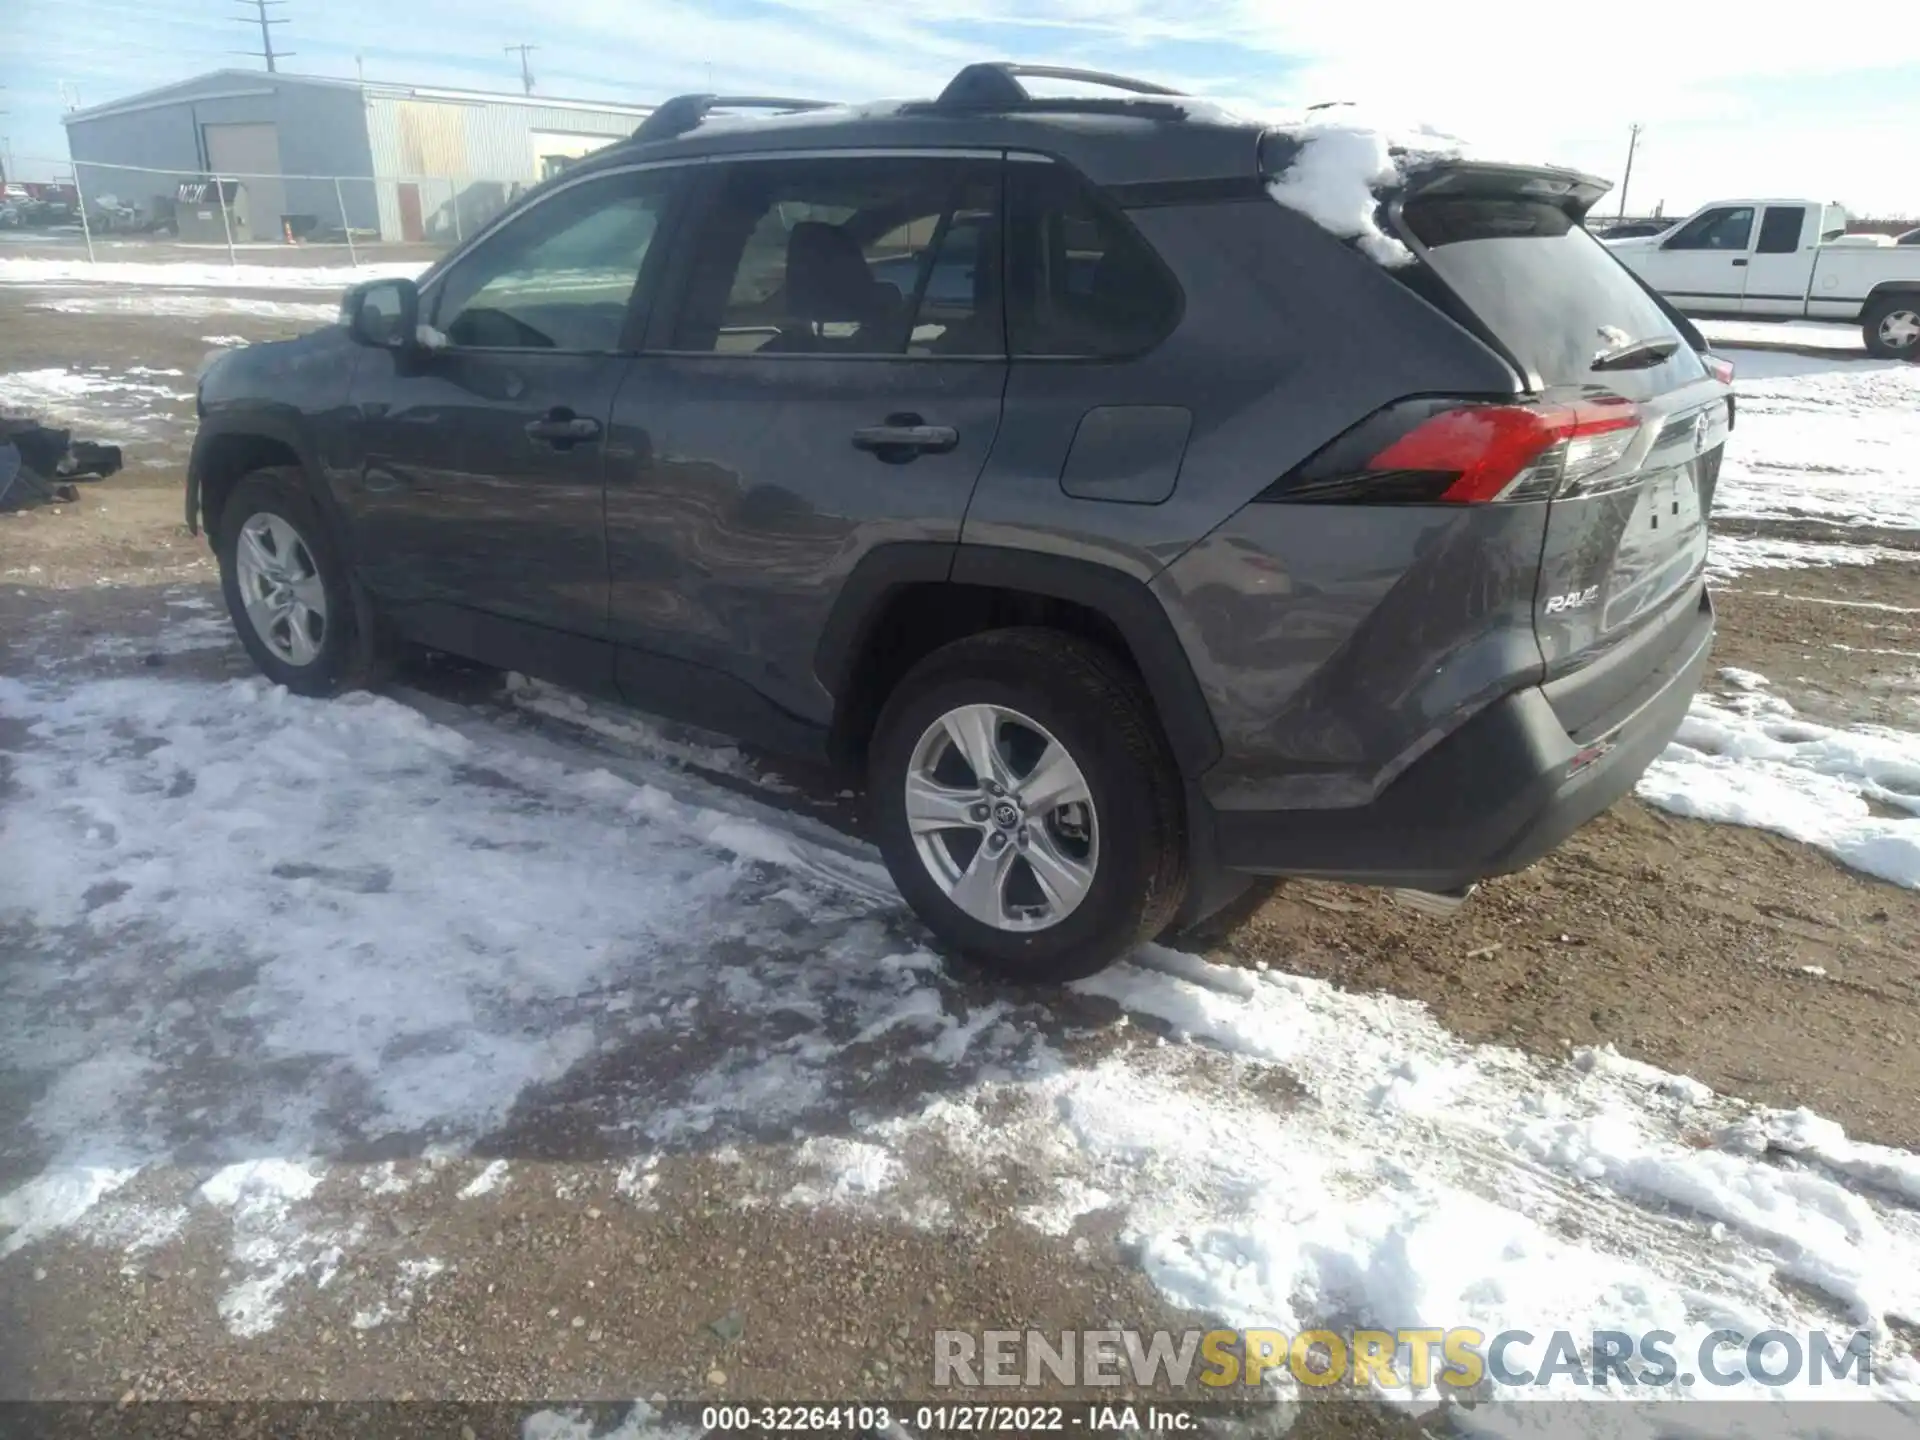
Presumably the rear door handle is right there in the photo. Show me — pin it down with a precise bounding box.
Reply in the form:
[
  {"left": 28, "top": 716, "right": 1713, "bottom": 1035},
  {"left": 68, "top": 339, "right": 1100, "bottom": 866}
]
[
  {"left": 851, "top": 413, "right": 958, "bottom": 462},
  {"left": 525, "top": 408, "right": 603, "bottom": 449},
  {"left": 1731, "top": 258, "right": 1749, "bottom": 267}
]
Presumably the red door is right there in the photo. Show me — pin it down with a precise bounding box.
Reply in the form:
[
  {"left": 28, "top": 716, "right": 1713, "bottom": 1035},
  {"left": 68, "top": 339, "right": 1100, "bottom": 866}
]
[{"left": 397, "top": 183, "right": 425, "bottom": 242}]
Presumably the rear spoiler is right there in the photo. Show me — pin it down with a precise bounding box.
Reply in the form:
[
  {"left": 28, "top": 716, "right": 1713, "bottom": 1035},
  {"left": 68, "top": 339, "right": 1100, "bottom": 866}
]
[
  {"left": 1397, "top": 159, "right": 1613, "bottom": 222},
  {"left": 1257, "top": 133, "right": 1612, "bottom": 220}
]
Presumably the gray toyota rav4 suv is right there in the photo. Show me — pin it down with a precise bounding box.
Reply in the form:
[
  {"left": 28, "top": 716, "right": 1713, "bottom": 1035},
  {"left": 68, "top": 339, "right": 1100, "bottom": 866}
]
[{"left": 189, "top": 63, "right": 1730, "bottom": 981}]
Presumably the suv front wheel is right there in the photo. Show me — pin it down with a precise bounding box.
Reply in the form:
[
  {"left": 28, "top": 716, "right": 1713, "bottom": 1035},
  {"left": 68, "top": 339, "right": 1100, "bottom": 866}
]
[
  {"left": 869, "top": 628, "right": 1188, "bottom": 983},
  {"left": 216, "top": 466, "right": 392, "bottom": 697}
]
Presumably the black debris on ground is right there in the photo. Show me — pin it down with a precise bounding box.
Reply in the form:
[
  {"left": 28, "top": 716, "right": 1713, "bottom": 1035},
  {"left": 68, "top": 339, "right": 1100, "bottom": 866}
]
[{"left": 0, "top": 413, "right": 124, "bottom": 512}]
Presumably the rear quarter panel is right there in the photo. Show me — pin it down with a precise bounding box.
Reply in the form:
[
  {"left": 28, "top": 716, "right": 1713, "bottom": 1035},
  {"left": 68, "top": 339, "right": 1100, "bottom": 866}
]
[
  {"left": 960, "top": 196, "right": 1519, "bottom": 581},
  {"left": 1155, "top": 501, "right": 1549, "bottom": 811},
  {"left": 1807, "top": 246, "right": 1920, "bottom": 317}
]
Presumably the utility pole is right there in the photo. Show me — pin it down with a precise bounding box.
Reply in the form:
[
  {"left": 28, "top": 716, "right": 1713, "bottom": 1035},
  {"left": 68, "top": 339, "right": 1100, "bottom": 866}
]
[
  {"left": 232, "top": 0, "right": 293, "bottom": 73},
  {"left": 505, "top": 44, "right": 538, "bottom": 97},
  {"left": 1617, "top": 123, "right": 1643, "bottom": 219}
]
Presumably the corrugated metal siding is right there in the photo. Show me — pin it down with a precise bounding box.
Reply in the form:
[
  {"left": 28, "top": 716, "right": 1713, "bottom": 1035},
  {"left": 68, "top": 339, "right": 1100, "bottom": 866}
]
[
  {"left": 66, "top": 83, "right": 280, "bottom": 221},
  {"left": 366, "top": 93, "right": 637, "bottom": 240},
  {"left": 274, "top": 82, "right": 379, "bottom": 232},
  {"left": 66, "top": 70, "right": 645, "bottom": 242},
  {"left": 66, "top": 75, "right": 382, "bottom": 234}
]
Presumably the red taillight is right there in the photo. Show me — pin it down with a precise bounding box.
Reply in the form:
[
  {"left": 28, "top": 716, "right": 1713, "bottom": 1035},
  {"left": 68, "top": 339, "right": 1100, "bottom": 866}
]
[
  {"left": 1367, "top": 400, "right": 1642, "bottom": 504},
  {"left": 1702, "top": 353, "right": 1735, "bottom": 385}
]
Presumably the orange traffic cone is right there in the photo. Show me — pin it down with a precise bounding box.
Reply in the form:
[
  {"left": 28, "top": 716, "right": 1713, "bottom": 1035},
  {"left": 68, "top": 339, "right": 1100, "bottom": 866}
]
[{"left": 283, "top": 220, "right": 296, "bottom": 245}]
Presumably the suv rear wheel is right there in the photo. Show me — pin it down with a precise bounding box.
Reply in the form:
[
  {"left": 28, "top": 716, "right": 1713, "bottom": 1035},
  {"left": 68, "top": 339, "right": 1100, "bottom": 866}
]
[
  {"left": 868, "top": 628, "right": 1187, "bottom": 982},
  {"left": 216, "top": 466, "right": 393, "bottom": 697}
]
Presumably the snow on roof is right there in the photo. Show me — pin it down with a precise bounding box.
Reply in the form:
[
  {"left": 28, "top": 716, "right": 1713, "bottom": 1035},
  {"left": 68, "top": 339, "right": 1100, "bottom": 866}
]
[{"left": 1260, "top": 112, "right": 1467, "bottom": 266}]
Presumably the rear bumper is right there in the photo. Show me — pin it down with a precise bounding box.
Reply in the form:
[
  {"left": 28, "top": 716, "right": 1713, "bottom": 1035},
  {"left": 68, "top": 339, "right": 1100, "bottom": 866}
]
[{"left": 1208, "top": 588, "right": 1714, "bottom": 890}]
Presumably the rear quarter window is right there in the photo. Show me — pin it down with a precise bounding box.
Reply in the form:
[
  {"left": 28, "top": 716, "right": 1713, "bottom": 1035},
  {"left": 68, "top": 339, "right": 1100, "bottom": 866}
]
[{"left": 1006, "top": 165, "right": 1181, "bottom": 359}]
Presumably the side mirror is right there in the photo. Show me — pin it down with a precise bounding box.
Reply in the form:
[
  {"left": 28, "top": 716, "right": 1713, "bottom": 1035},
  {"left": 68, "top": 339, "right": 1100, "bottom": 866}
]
[{"left": 345, "top": 277, "right": 420, "bottom": 351}]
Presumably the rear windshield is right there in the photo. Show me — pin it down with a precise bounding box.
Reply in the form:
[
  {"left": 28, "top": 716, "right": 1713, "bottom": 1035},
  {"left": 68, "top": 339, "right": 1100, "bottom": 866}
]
[{"left": 1401, "top": 196, "right": 1707, "bottom": 397}]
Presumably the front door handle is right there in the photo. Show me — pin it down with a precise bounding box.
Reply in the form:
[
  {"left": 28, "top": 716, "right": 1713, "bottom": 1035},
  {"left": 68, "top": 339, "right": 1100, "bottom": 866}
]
[
  {"left": 851, "top": 413, "right": 959, "bottom": 463},
  {"left": 525, "top": 408, "right": 603, "bottom": 449},
  {"left": 1731, "top": 258, "right": 1749, "bottom": 267}
]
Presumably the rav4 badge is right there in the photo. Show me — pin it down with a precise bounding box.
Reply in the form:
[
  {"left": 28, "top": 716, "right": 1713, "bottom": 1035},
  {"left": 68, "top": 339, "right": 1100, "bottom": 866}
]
[{"left": 1544, "top": 585, "right": 1601, "bottom": 614}]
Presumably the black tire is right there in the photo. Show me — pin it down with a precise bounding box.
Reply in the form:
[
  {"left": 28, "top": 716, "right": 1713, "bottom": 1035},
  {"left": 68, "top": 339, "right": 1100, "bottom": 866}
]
[
  {"left": 216, "top": 466, "right": 395, "bottom": 697},
  {"left": 868, "top": 627, "right": 1188, "bottom": 983},
  {"left": 1862, "top": 294, "right": 1920, "bottom": 360}
]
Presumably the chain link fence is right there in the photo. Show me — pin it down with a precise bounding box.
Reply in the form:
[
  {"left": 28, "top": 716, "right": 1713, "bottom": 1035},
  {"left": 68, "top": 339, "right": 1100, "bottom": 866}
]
[{"left": 12, "top": 157, "right": 544, "bottom": 270}]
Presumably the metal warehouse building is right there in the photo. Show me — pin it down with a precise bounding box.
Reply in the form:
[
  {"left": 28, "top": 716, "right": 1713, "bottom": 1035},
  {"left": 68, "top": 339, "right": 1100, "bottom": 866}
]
[{"left": 62, "top": 70, "right": 654, "bottom": 243}]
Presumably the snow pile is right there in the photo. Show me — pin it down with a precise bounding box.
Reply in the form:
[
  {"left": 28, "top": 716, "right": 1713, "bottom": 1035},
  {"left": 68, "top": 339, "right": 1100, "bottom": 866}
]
[
  {"left": 0, "top": 256, "right": 425, "bottom": 290},
  {"left": 197, "top": 1158, "right": 347, "bottom": 1337},
  {"left": 458, "top": 1159, "right": 511, "bottom": 1198},
  {"left": 1263, "top": 114, "right": 1468, "bottom": 266},
  {"left": 1637, "top": 670, "right": 1920, "bottom": 888},
  {"left": 0, "top": 1166, "right": 138, "bottom": 1260}
]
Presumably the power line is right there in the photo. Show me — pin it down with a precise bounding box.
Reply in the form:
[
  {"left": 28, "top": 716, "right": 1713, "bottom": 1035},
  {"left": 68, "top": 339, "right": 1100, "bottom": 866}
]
[
  {"left": 504, "top": 43, "right": 538, "bottom": 97},
  {"left": 233, "top": 0, "right": 293, "bottom": 73}
]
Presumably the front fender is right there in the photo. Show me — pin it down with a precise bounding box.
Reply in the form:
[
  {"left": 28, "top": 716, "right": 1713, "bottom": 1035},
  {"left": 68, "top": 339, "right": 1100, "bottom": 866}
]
[{"left": 186, "top": 405, "right": 323, "bottom": 537}]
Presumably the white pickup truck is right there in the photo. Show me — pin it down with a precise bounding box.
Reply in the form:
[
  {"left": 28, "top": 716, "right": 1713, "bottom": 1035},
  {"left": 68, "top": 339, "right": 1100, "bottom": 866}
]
[{"left": 1606, "top": 199, "right": 1920, "bottom": 358}]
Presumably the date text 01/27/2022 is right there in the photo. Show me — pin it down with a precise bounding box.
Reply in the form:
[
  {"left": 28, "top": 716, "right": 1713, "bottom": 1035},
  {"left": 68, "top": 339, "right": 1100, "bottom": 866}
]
[{"left": 699, "top": 1404, "right": 1198, "bottom": 1432}]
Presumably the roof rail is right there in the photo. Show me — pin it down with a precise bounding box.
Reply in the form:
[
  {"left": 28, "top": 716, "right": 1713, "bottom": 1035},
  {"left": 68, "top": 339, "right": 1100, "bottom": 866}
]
[
  {"left": 934, "top": 63, "right": 1183, "bottom": 109},
  {"left": 631, "top": 93, "right": 833, "bottom": 144}
]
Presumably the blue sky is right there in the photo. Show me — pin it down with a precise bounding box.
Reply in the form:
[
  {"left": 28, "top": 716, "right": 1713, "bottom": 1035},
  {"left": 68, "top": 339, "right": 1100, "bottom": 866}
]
[{"left": 8, "top": 0, "right": 1919, "bottom": 217}]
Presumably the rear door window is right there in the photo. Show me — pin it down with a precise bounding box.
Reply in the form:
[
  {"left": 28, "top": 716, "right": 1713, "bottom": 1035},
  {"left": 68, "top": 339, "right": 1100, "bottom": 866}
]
[
  {"left": 1756, "top": 206, "right": 1806, "bottom": 254},
  {"left": 1402, "top": 196, "right": 1706, "bottom": 398},
  {"left": 1006, "top": 164, "right": 1180, "bottom": 358},
  {"left": 665, "top": 156, "right": 1002, "bottom": 357}
]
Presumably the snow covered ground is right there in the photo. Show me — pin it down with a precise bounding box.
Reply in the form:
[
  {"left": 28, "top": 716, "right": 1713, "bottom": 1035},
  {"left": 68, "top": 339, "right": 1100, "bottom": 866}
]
[
  {"left": 3, "top": 621, "right": 1920, "bottom": 1416},
  {"left": 30, "top": 292, "right": 342, "bottom": 322},
  {"left": 1713, "top": 357, "right": 1920, "bottom": 535},
  {"left": 0, "top": 256, "right": 427, "bottom": 291},
  {"left": 0, "top": 364, "right": 194, "bottom": 443},
  {"left": 1640, "top": 669, "right": 1920, "bottom": 889},
  {"left": 0, "top": 253, "right": 428, "bottom": 326},
  {"left": 1698, "top": 319, "right": 1867, "bottom": 354},
  {"left": 1656, "top": 344, "right": 1920, "bottom": 887}
]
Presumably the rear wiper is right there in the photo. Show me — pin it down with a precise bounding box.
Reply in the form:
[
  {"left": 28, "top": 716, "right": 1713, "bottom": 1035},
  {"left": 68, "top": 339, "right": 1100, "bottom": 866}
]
[{"left": 1591, "top": 336, "right": 1680, "bottom": 371}]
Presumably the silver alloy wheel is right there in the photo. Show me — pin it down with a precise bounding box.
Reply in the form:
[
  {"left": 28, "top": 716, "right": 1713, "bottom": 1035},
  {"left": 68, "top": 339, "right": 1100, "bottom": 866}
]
[
  {"left": 234, "top": 511, "right": 328, "bottom": 666},
  {"left": 905, "top": 703, "right": 1099, "bottom": 933},
  {"left": 1880, "top": 308, "right": 1920, "bottom": 351}
]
